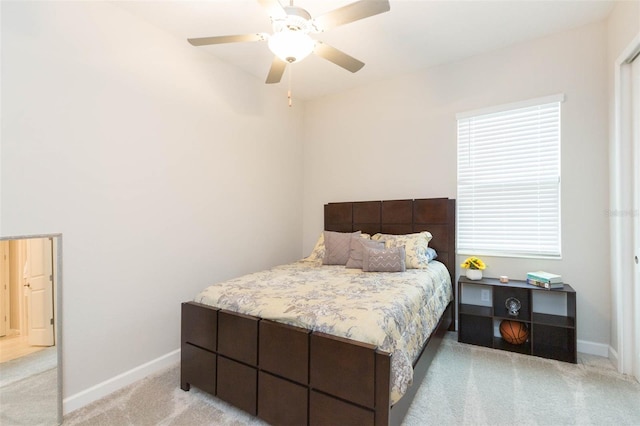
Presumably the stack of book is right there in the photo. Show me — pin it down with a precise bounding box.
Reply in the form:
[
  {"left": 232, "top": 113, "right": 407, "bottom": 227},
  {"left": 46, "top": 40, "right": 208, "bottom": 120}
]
[{"left": 526, "top": 271, "right": 563, "bottom": 289}]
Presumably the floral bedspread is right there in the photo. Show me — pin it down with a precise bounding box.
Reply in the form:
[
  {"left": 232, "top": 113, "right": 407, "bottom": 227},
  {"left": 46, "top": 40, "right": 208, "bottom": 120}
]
[{"left": 195, "top": 260, "right": 453, "bottom": 404}]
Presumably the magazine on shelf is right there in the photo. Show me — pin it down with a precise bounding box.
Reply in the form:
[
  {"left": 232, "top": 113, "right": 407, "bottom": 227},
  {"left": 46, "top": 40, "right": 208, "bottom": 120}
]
[
  {"left": 526, "top": 277, "right": 564, "bottom": 290},
  {"left": 526, "top": 271, "right": 562, "bottom": 284}
]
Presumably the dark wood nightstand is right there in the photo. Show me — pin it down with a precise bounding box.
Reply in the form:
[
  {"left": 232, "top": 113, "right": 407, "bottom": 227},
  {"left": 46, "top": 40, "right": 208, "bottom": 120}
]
[{"left": 457, "top": 276, "right": 577, "bottom": 363}]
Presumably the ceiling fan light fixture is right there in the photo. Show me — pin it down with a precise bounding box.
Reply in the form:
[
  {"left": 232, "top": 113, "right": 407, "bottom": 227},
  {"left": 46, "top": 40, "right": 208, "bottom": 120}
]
[{"left": 268, "top": 30, "right": 315, "bottom": 63}]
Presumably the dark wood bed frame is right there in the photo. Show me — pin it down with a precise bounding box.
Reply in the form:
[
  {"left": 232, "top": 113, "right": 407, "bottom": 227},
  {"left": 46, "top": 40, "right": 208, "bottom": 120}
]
[{"left": 181, "top": 198, "right": 456, "bottom": 426}]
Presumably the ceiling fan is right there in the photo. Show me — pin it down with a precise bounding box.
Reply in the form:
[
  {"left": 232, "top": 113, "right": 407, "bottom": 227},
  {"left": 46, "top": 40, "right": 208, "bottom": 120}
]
[{"left": 187, "top": 0, "right": 391, "bottom": 84}]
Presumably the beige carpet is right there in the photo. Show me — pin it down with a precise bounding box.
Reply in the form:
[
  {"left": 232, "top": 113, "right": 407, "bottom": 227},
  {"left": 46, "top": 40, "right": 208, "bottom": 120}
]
[
  {"left": 1, "top": 368, "right": 58, "bottom": 426},
  {"left": 0, "top": 347, "right": 59, "bottom": 426},
  {"left": 64, "top": 334, "right": 640, "bottom": 425}
]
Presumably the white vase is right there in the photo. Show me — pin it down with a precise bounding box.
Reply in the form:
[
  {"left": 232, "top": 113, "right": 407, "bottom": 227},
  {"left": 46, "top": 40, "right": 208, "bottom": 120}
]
[{"left": 466, "top": 269, "right": 483, "bottom": 280}]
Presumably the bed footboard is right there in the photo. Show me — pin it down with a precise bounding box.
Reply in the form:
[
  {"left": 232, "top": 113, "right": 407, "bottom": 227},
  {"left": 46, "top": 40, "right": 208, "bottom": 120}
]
[{"left": 181, "top": 301, "right": 392, "bottom": 425}]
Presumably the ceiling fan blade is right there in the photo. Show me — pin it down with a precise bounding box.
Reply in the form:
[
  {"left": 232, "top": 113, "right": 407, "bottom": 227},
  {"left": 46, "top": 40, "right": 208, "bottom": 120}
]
[
  {"left": 312, "top": 0, "right": 390, "bottom": 32},
  {"left": 314, "top": 41, "right": 365, "bottom": 73},
  {"left": 188, "top": 34, "right": 266, "bottom": 46},
  {"left": 257, "top": 0, "right": 287, "bottom": 19},
  {"left": 266, "top": 56, "right": 287, "bottom": 84}
]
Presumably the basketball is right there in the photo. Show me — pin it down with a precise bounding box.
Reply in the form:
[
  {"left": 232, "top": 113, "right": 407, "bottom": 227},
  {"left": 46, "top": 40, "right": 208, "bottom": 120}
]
[{"left": 499, "top": 320, "right": 529, "bottom": 345}]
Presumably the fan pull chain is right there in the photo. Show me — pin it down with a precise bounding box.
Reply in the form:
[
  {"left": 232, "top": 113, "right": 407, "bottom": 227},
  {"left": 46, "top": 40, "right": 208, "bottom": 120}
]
[{"left": 288, "top": 65, "right": 293, "bottom": 107}]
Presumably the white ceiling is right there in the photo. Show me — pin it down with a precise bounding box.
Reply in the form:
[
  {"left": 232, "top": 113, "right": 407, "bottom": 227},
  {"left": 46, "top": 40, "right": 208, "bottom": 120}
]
[{"left": 115, "top": 0, "right": 616, "bottom": 100}]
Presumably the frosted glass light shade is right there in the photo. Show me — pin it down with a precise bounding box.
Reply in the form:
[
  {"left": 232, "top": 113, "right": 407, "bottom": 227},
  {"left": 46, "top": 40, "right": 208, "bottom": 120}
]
[{"left": 268, "top": 30, "right": 315, "bottom": 63}]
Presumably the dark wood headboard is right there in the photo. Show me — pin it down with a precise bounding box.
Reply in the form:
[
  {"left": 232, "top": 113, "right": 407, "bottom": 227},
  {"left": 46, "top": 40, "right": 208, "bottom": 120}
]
[{"left": 324, "top": 198, "right": 456, "bottom": 285}]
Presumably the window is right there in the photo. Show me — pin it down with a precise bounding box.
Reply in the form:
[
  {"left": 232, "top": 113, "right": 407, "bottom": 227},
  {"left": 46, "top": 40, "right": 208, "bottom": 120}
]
[{"left": 457, "top": 94, "right": 563, "bottom": 258}]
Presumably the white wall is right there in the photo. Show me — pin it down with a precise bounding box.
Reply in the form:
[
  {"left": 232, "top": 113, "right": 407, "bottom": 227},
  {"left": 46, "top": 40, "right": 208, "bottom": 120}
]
[
  {"left": 1, "top": 1, "right": 304, "bottom": 404},
  {"left": 303, "top": 21, "right": 611, "bottom": 349}
]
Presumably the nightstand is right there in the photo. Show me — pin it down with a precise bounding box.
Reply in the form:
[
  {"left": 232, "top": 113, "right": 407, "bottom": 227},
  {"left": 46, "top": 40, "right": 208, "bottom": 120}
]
[{"left": 457, "top": 276, "right": 577, "bottom": 363}]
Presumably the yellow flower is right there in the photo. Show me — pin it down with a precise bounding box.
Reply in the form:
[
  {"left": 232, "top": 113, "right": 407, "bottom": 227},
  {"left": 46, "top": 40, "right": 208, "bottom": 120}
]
[{"left": 461, "top": 256, "right": 486, "bottom": 270}]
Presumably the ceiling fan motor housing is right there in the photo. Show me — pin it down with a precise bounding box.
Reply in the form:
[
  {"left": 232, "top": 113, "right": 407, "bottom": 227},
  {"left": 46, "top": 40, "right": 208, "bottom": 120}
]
[{"left": 272, "top": 6, "right": 313, "bottom": 33}]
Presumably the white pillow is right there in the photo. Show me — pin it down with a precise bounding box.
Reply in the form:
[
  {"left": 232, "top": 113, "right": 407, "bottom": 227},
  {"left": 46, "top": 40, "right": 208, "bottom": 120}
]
[{"left": 303, "top": 232, "right": 326, "bottom": 262}]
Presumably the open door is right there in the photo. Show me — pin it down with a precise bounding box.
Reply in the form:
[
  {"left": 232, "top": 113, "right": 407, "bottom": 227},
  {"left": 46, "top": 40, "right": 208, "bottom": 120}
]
[{"left": 25, "top": 238, "right": 54, "bottom": 347}]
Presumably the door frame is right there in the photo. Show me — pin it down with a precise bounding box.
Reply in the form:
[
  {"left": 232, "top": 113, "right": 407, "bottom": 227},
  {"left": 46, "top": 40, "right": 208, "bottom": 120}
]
[
  {"left": 612, "top": 32, "right": 640, "bottom": 380},
  {"left": 634, "top": 49, "right": 640, "bottom": 383},
  {"left": 0, "top": 241, "right": 9, "bottom": 337}
]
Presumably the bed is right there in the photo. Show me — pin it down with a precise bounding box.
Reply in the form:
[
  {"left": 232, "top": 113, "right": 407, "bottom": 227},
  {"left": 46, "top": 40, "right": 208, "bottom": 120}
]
[{"left": 181, "top": 198, "right": 456, "bottom": 426}]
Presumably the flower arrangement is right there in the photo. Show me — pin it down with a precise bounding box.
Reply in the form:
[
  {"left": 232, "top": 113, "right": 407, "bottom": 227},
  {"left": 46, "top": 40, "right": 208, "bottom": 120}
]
[{"left": 461, "top": 256, "right": 486, "bottom": 270}]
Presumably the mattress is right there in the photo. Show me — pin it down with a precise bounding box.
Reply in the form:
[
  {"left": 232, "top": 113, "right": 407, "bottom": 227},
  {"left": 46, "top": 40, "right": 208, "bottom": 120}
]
[{"left": 195, "top": 259, "right": 453, "bottom": 404}]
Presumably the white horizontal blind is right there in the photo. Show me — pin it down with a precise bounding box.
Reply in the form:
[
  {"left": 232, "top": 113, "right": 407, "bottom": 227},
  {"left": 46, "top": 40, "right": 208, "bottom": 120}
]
[{"left": 457, "top": 97, "right": 562, "bottom": 258}]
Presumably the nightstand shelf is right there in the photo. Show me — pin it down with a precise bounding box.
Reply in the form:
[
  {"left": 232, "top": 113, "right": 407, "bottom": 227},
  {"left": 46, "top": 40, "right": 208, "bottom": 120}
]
[
  {"left": 532, "top": 312, "right": 575, "bottom": 328},
  {"left": 493, "top": 337, "right": 531, "bottom": 355},
  {"left": 458, "top": 304, "right": 492, "bottom": 317},
  {"left": 458, "top": 276, "right": 577, "bottom": 363}
]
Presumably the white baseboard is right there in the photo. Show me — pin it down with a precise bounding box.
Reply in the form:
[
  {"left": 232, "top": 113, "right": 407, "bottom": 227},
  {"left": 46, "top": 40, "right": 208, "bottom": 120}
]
[
  {"left": 608, "top": 345, "right": 620, "bottom": 370},
  {"left": 63, "top": 348, "right": 181, "bottom": 415},
  {"left": 577, "top": 339, "right": 610, "bottom": 357}
]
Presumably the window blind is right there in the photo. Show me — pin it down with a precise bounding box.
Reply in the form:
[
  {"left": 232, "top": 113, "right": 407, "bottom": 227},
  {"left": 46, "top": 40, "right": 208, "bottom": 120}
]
[{"left": 457, "top": 95, "right": 563, "bottom": 258}]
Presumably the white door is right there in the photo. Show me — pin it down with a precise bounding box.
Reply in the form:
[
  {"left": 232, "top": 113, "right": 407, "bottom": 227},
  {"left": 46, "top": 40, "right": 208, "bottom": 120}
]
[
  {"left": 632, "top": 55, "right": 640, "bottom": 382},
  {"left": 25, "top": 238, "right": 54, "bottom": 346},
  {"left": 0, "top": 241, "right": 9, "bottom": 337}
]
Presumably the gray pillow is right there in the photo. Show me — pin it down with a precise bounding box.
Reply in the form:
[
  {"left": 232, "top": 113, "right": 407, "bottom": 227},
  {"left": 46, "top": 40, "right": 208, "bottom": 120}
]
[
  {"left": 363, "top": 246, "right": 406, "bottom": 272},
  {"left": 346, "top": 238, "right": 385, "bottom": 269},
  {"left": 323, "top": 231, "right": 361, "bottom": 265}
]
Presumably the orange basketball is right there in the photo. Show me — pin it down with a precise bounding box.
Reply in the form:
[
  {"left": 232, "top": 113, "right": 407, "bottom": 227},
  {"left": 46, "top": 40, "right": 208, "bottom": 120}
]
[{"left": 499, "top": 320, "right": 529, "bottom": 345}]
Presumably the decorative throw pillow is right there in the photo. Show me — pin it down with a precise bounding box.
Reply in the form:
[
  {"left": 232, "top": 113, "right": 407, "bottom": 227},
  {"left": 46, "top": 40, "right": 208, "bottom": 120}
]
[
  {"left": 371, "top": 231, "right": 432, "bottom": 269},
  {"left": 345, "top": 238, "right": 385, "bottom": 269},
  {"left": 303, "top": 232, "right": 326, "bottom": 262},
  {"left": 304, "top": 231, "right": 371, "bottom": 263},
  {"left": 323, "top": 231, "right": 361, "bottom": 265},
  {"left": 363, "top": 246, "right": 406, "bottom": 272}
]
